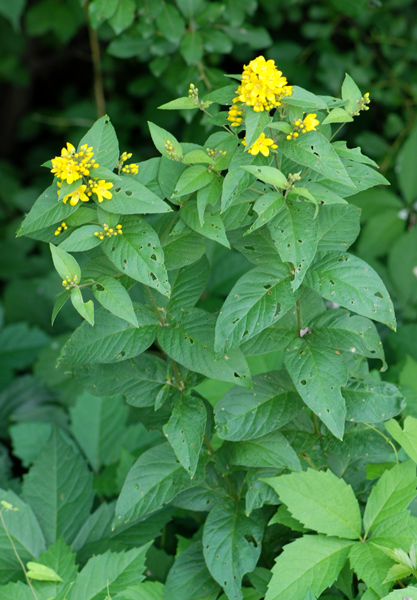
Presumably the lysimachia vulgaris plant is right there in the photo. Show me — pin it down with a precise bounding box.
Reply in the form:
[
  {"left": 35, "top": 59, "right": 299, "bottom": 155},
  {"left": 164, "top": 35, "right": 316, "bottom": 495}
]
[{"left": 18, "top": 56, "right": 408, "bottom": 600}]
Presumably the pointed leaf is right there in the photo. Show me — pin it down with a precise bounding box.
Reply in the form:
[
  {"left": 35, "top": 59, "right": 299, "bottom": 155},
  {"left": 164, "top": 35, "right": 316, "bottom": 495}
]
[
  {"left": 317, "top": 204, "right": 361, "bottom": 253},
  {"left": 59, "top": 225, "right": 103, "bottom": 252},
  {"left": 31, "top": 538, "right": 77, "bottom": 600},
  {"left": 79, "top": 114, "right": 119, "bottom": 171},
  {"left": 148, "top": 121, "right": 183, "bottom": 159},
  {"left": 180, "top": 201, "right": 230, "bottom": 248},
  {"left": 71, "top": 288, "right": 94, "bottom": 325},
  {"left": 92, "top": 276, "right": 138, "bottom": 326},
  {"left": 349, "top": 541, "right": 392, "bottom": 597},
  {"left": 167, "top": 255, "right": 210, "bottom": 318},
  {"left": 219, "top": 431, "right": 301, "bottom": 471},
  {"left": 241, "top": 166, "right": 287, "bottom": 189},
  {"left": 385, "top": 417, "right": 417, "bottom": 463},
  {"left": 344, "top": 380, "right": 405, "bottom": 423},
  {"left": 50, "top": 243, "right": 81, "bottom": 281},
  {"left": 17, "top": 185, "right": 78, "bottom": 237}
]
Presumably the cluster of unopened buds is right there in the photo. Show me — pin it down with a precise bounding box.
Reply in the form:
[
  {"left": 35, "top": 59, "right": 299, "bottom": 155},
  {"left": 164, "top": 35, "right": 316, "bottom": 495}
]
[
  {"left": 119, "top": 151, "right": 139, "bottom": 175},
  {"left": 94, "top": 223, "right": 123, "bottom": 240},
  {"left": 54, "top": 221, "right": 68, "bottom": 236},
  {"left": 286, "top": 113, "right": 320, "bottom": 140},
  {"left": 206, "top": 147, "right": 227, "bottom": 160},
  {"left": 165, "top": 140, "right": 180, "bottom": 161},
  {"left": 351, "top": 92, "right": 370, "bottom": 116},
  {"left": 62, "top": 274, "right": 79, "bottom": 289},
  {"left": 188, "top": 83, "right": 212, "bottom": 110}
]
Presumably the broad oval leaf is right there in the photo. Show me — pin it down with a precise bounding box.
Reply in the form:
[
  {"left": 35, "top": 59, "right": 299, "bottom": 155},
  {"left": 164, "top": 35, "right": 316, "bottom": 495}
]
[
  {"left": 180, "top": 200, "right": 230, "bottom": 248},
  {"left": 92, "top": 276, "right": 138, "bottom": 327},
  {"left": 59, "top": 225, "right": 103, "bottom": 252},
  {"left": 50, "top": 243, "right": 81, "bottom": 281},
  {"left": 344, "top": 380, "right": 405, "bottom": 423},
  {"left": 17, "top": 185, "right": 79, "bottom": 237},
  {"left": 79, "top": 114, "right": 119, "bottom": 171},
  {"left": 241, "top": 166, "right": 287, "bottom": 189}
]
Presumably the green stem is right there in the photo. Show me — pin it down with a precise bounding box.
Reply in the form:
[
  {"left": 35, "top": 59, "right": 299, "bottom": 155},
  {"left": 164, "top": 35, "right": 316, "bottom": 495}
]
[
  {"left": 84, "top": 1, "right": 106, "bottom": 118},
  {"left": 172, "top": 360, "right": 184, "bottom": 390},
  {"left": 361, "top": 422, "right": 399, "bottom": 464},
  {"left": 144, "top": 285, "right": 165, "bottom": 325},
  {"left": 296, "top": 299, "right": 302, "bottom": 331}
]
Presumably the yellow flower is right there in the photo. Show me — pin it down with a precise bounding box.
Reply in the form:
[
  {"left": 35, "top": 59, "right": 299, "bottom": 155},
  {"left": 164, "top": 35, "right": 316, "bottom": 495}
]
[
  {"left": 235, "top": 55, "right": 292, "bottom": 113},
  {"left": 243, "top": 133, "right": 278, "bottom": 157},
  {"left": 50, "top": 142, "right": 98, "bottom": 183},
  {"left": 302, "top": 113, "right": 319, "bottom": 133},
  {"left": 121, "top": 163, "right": 139, "bottom": 175},
  {"left": 92, "top": 180, "right": 113, "bottom": 203},
  {"left": 62, "top": 184, "right": 89, "bottom": 206}
]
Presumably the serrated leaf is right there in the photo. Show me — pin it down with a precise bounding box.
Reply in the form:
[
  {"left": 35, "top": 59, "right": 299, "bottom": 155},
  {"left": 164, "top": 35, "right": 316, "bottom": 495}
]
[
  {"left": 165, "top": 540, "right": 221, "bottom": 600},
  {"left": 284, "top": 335, "right": 348, "bottom": 439},
  {"left": 163, "top": 394, "right": 206, "bottom": 476},
  {"left": 203, "top": 501, "right": 264, "bottom": 600},
  {"left": 79, "top": 114, "right": 119, "bottom": 171},
  {"left": 383, "top": 562, "right": 414, "bottom": 584},
  {"left": 59, "top": 305, "right": 158, "bottom": 366},
  {"left": 159, "top": 97, "right": 199, "bottom": 110},
  {"left": 59, "top": 224, "right": 103, "bottom": 252},
  {"left": 265, "top": 535, "right": 353, "bottom": 600},
  {"left": 148, "top": 121, "right": 183, "bottom": 160},
  {"left": 92, "top": 276, "right": 138, "bottom": 326},
  {"left": 31, "top": 537, "right": 77, "bottom": 600},
  {"left": 268, "top": 200, "right": 319, "bottom": 290},
  {"left": 167, "top": 255, "right": 210, "bottom": 318},
  {"left": 344, "top": 380, "right": 405, "bottom": 423},
  {"left": 17, "top": 184, "right": 79, "bottom": 237},
  {"left": 22, "top": 427, "right": 94, "bottom": 546},
  {"left": 215, "top": 370, "right": 303, "bottom": 441},
  {"left": 363, "top": 461, "right": 417, "bottom": 535},
  {"left": 158, "top": 308, "right": 251, "bottom": 387},
  {"left": 241, "top": 166, "right": 287, "bottom": 189},
  {"left": 70, "top": 288, "right": 95, "bottom": 325},
  {"left": 180, "top": 201, "right": 230, "bottom": 248},
  {"left": 114, "top": 443, "right": 198, "bottom": 525},
  {"left": 214, "top": 264, "right": 297, "bottom": 352},
  {"left": 385, "top": 417, "right": 417, "bottom": 463},
  {"left": 102, "top": 216, "right": 170, "bottom": 296},
  {"left": 349, "top": 541, "right": 392, "bottom": 597},
  {"left": 50, "top": 243, "right": 81, "bottom": 281},
  {"left": 305, "top": 252, "right": 397, "bottom": 331},
  {"left": 264, "top": 469, "right": 361, "bottom": 539}
]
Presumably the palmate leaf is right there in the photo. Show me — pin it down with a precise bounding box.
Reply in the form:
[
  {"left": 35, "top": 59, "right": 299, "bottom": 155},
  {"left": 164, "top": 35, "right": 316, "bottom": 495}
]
[
  {"left": 268, "top": 200, "right": 319, "bottom": 290},
  {"left": 264, "top": 469, "right": 361, "bottom": 539},
  {"left": 102, "top": 216, "right": 170, "bottom": 296},
  {"left": 349, "top": 541, "right": 393, "bottom": 597},
  {"left": 265, "top": 535, "right": 353, "bottom": 600},
  {"left": 214, "top": 264, "right": 298, "bottom": 352},
  {"left": 157, "top": 308, "right": 252, "bottom": 388},
  {"left": 214, "top": 370, "right": 304, "bottom": 441},
  {"left": 284, "top": 335, "right": 348, "bottom": 439},
  {"left": 114, "top": 443, "right": 199, "bottom": 525},
  {"left": 203, "top": 500, "right": 264, "bottom": 600},
  {"left": 305, "top": 252, "right": 396, "bottom": 330},
  {"left": 385, "top": 417, "right": 417, "bottom": 463},
  {"left": 59, "top": 305, "right": 158, "bottom": 366}
]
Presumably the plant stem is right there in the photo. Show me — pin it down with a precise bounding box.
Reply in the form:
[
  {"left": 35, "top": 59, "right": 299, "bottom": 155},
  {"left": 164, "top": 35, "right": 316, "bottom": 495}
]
[
  {"left": 84, "top": 1, "right": 106, "bottom": 118},
  {"left": 296, "top": 299, "right": 302, "bottom": 331},
  {"left": 312, "top": 413, "right": 321, "bottom": 437},
  {"left": 144, "top": 285, "right": 165, "bottom": 325}
]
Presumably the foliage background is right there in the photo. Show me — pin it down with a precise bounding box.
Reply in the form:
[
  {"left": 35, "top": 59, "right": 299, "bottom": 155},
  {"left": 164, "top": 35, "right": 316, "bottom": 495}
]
[{"left": 2, "top": 0, "right": 417, "bottom": 597}]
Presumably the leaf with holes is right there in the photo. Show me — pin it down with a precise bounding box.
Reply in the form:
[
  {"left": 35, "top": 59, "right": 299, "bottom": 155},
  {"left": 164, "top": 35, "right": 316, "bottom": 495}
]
[
  {"left": 157, "top": 308, "right": 252, "bottom": 388},
  {"left": 59, "top": 305, "right": 158, "bottom": 366},
  {"left": 163, "top": 394, "right": 206, "bottom": 476},
  {"left": 92, "top": 275, "right": 138, "bottom": 326},
  {"left": 167, "top": 255, "right": 210, "bottom": 318},
  {"left": 280, "top": 131, "right": 354, "bottom": 188},
  {"left": 228, "top": 227, "right": 282, "bottom": 265},
  {"left": 317, "top": 204, "right": 361, "bottom": 253},
  {"left": 203, "top": 500, "right": 264, "bottom": 600},
  {"left": 284, "top": 335, "right": 348, "bottom": 439},
  {"left": 344, "top": 380, "right": 405, "bottom": 423},
  {"left": 309, "top": 309, "right": 386, "bottom": 369},
  {"left": 304, "top": 253, "right": 396, "bottom": 330},
  {"left": 214, "top": 264, "right": 297, "bottom": 352},
  {"left": 102, "top": 216, "right": 170, "bottom": 296},
  {"left": 79, "top": 114, "right": 119, "bottom": 171},
  {"left": 268, "top": 200, "right": 319, "bottom": 290},
  {"left": 215, "top": 370, "right": 303, "bottom": 441},
  {"left": 180, "top": 200, "right": 230, "bottom": 248},
  {"left": 114, "top": 442, "right": 199, "bottom": 525}
]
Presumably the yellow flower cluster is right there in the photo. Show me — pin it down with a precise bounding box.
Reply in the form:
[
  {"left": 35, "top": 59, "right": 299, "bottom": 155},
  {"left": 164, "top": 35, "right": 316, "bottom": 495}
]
[
  {"left": 54, "top": 221, "right": 68, "bottom": 236},
  {"left": 236, "top": 55, "right": 292, "bottom": 113},
  {"left": 286, "top": 113, "right": 320, "bottom": 140},
  {"left": 120, "top": 151, "right": 139, "bottom": 175},
  {"left": 62, "top": 274, "right": 79, "bottom": 289},
  {"left": 94, "top": 223, "right": 123, "bottom": 240},
  {"left": 227, "top": 105, "right": 243, "bottom": 127},
  {"left": 51, "top": 143, "right": 98, "bottom": 184},
  {"left": 351, "top": 92, "right": 370, "bottom": 116},
  {"left": 242, "top": 133, "right": 278, "bottom": 157}
]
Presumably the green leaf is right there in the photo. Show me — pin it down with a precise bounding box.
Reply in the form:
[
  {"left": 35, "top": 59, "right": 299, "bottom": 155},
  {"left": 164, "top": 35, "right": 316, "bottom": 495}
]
[
  {"left": 284, "top": 86, "right": 328, "bottom": 111},
  {"left": 163, "top": 394, "right": 206, "bottom": 476},
  {"left": 31, "top": 537, "right": 77, "bottom": 600},
  {"left": 349, "top": 541, "right": 392, "bottom": 597},
  {"left": 157, "top": 308, "right": 252, "bottom": 388},
  {"left": 102, "top": 216, "right": 170, "bottom": 296},
  {"left": 197, "top": 177, "right": 222, "bottom": 226},
  {"left": 92, "top": 276, "right": 138, "bottom": 326},
  {"left": 244, "top": 109, "right": 272, "bottom": 149},
  {"left": 385, "top": 417, "right": 417, "bottom": 463},
  {"left": 79, "top": 114, "right": 119, "bottom": 171},
  {"left": 70, "top": 288, "right": 95, "bottom": 326},
  {"left": 74, "top": 354, "right": 168, "bottom": 407},
  {"left": 214, "top": 264, "right": 297, "bottom": 352},
  {"left": 180, "top": 201, "right": 230, "bottom": 248},
  {"left": 114, "top": 443, "right": 198, "bottom": 525},
  {"left": 0, "top": 0, "right": 26, "bottom": 29},
  {"left": 183, "top": 150, "right": 213, "bottom": 165},
  {"left": 221, "top": 168, "right": 256, "bottom": 212},
  {"left": 241, "top": 166, "right": 287, "bottom": 189},
  {"left": 162, "top": 224, "right": 206, "bottom": 270},
  {"left": 341, "top": 73, "right": 362, "bottom": 115},
  {"left": 88, "top": 0, "right": 118, "bottom": 29},
  {"left": 203, "top": 501, "right": 264, "bottom": 600},
  {"left": 22, "top": 427, "right": 94, "bottom": 546},
  {"left": 50, "top": 243, "right": 81, "bottom": 281},
  {"left": 305, "top": 253, "right": 397, "bottom": 331},
  {"left": 322, "top": 108, "right": 354, "bottom": 124},
  {"left": 363, "top": 461, "right": 417, "bottom": 535},
  {"left": 158, "top": 97, "right": 199, "bottom": 111},
  {"left": 156, "top": 3, "right": 185, "bottom": 43},
  {"left": 317, "top": 204, "right": 361, "bottom": 253},
  {"left": 51, "top": 290, "right": 71, "bottom": 325},
  {"left": 165, "top": 540, "right": 221, "bottom": 600},
  {"left": 26, "top": 562, "right": 62, "bottom": 582},
  {"left": 332, "top": 141, "right": 379, "bottom": 167},
  {"left": 0, "top": 489, "right": 46, "bottom": 584},
  {"left": 344, "top": 380, "right": 405, "bottom": 423},
  {"left": 280, "top": 132, "right": 353, "bottom": 188},
  {"left": 108, "top": 0, "right": 136, "bottom": 34},
  {"left": 0, "top": 323, "right": 49, "bottom": 370},
  {"left": 284, "top": 335, "right": 348, "bottom": 439},
  {"left": 180, "top": 30, "right": 203, "bottom": 65},
  {"left": 59, "top": 305, "right": 158, "bottom": 366},
  {"left": 17, "top": 184, "right": 78, "bottom": 237},
  {"left": 59, "top": 224, "right": 103, "bottom": 252},
  {"left": 268, "top": 200, "right": 319, "bottom": 290},
  {"left": 70, "top": 392, "right": 128, "bottom": 472},
  {"left": 381, "top": 587, "right": 417, "bottom": 600},
  {"left": 215, "top": 370, "right": 303, "bottom": 441},
  {"left": 269, "top": 504, "right": 307, "bottom": 532},
  {"left": 219, "top": 431, "right": 301, "bottom": 471},
  {"left": 245, "top": 192, "right": 285, "bottom": 234},
  {"left": 148, "top": 121, "right": 183, "bottom": 160},
  {"left": 167, "top": 256, "right": 210, "bottom": 318},
  {"left": 10, "top": 422, "right": 52, "bottom": 467},
  {"left": 265, "top": 535, "right": 353, "bottom": 600},
  {"left": 114, "top": 581, "right": 164, "bottom": 600},
  {"left": 173, "top": 166, "right": 214, "bottom": 197},
  {"left": 0, "top": 581, "right": 37, "bottom": 600},
  {"left": 264, "top": 469, "right": 361, "bottom": 539},
  {"left": 397, "top": 123, "right": 417, "bottom": 204},
  {"left": 68, "top": 544, "right": 150, "bottom": 600}
]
